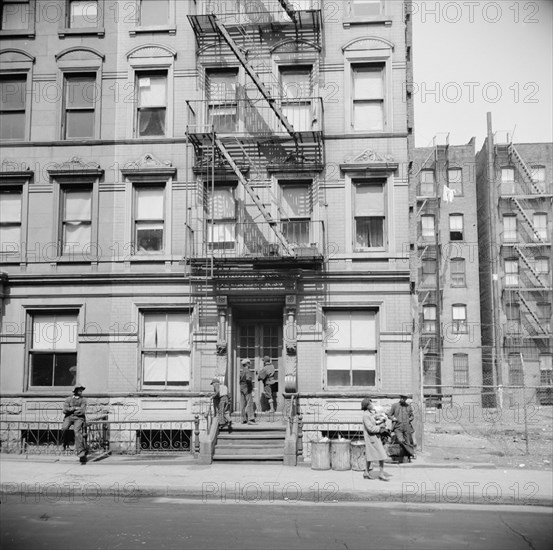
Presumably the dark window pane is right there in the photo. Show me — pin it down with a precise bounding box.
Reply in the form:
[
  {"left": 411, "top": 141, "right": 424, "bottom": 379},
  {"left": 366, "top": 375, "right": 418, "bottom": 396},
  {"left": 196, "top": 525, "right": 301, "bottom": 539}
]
[
  {"left": 328, "top": 370, "right": 350, "bottom": 386},
  {"left": 450, "top": 231, "right": 463, "bottom": 241},
  {"left": 137, "top": 227, "right": 163, "bottom": 251},
  {"left": 31, "top": 354, "right": 54, "bottom": 386},
  {"left": 0, "top": 78, "right": 26, "bottom": 109},
  {"left": 0, "top": 112, "right": 25, "bottom": 139},
  {"left": 54, "top": 353, "right": 78, "bottom": 386},
  {"left": 65, "top": 111, "right": 94, "bottom": 138},
  {"left": 140, "top": 0, "right": 169, "bottom": 25},
  {"left": 352, "top": 370, "right": 375, "bottom": 386},
  {"left": 138, "top": 109, "right": 166, "bottom": 136}
]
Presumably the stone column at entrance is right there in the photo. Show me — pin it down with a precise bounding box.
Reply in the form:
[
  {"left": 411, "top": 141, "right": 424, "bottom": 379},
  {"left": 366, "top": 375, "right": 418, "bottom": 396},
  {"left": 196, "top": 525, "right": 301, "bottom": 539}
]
[{"left": 284, "top": 295, "right": 298, "bottom": 392}]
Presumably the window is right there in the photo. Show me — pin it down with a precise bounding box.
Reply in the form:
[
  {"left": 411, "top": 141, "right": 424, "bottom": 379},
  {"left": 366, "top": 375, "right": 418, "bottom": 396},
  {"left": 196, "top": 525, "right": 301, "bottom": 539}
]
[
  {"left": 279, "top": 66, "right": 313, "bottom": 132},
  {"left": 422, "top": 305, "right": 437, "bottom": 333},
  {"left": 537, "top": 303, "right": 551, "bottom": 333},
  {"left": 139, "top": 0, "right": 169, "bottom": 26},
  {"left": 533, "top": 213, "right": 548, "bottom": 242},
  {"left": 450, "top": 258, "right": 466, "bottom": 287},
  {"left": 206, "top": 68, "right": 237, "bottom": 133},
  {"left": 354, "top": 179, "right": 385, "bottom": 249},
  {"left": 508, "top": 353, "right": 523, "bottom": 386},
  {"left": 503, "top": 215, "right": 517, "bottom": 242},
  {"left": 453, "top": 353, "right": 469, "bottom": 386},
  {"left": 505, "top": 259, "right": 519, "bottom": 286},
  {"left": 136, "top": 72, "right": 167, "bottom": 137},
  {"left": 1, "top": 0, "right": 29, "bottom": 31},
  {"left": 61, "top": 187, "right": 92, "bottom": 256},
  {"left": 134, "top": 186, "right": 164, "bottom": 252},
  {"left": 351, "top": 0, "right": 382, "bottom": 17},
  {"left": 0, "top": 75, "right": 26, "bottom": 140},
  {"left": 506, "top": 302, "right": 521, "bottom": 334},
  {"left": 351, "top": 64, "right": 384, "bottom": 132},
  {"left": 141, "top": 311, "right": 190, "bottom": 388},
  {"left": 420, "top": 170, "right": 434, "bottom": 196},
  {"left": 452, "top": 304, "right": 467, "bottom": 334},
  {"left": 325, "top": 310, "right": 377, "bottom": 387},
  {"left": 534, "top": 257, "right": 549, "bottom": 275},
  {"left": 421, "top": 258, "right": 436, "bottom": 286},
  {"left": 62, "top": 73, "right": 96, "bottom": 139},
  {"left": 448, "top": 168, "right": 463, "bottom": 196},
  {"left": 68, "top": 0, "right": 98, "bottom": 28},
  {"left": 532, "top": 166, "right": 545, "bottom": 192},
  {"left": 423, "top": 354, "right": 439, "bottom": 386},
  {"left": 501, "top": 167, "right": 515, "bottom": 194},
  {"left": 280, "top": 183, "right": 311, "bottom": 246},
  {"left": 421, "top": 215, "right": 435, "bottom": 240},
  {"left": 449, "top": 214, "right": 464, "bottom": 241},
  {"left": 0, "top": 188, "right": 21, "bottom": 257},
  {"left": 540, "top": 355, "right": 553, "bottom": 385},
  {"left": 207, "top": 185, "right": 236, "bottom": 250},
  {"left": 29, "top": 312, "right": 78, "bottom": 388}
]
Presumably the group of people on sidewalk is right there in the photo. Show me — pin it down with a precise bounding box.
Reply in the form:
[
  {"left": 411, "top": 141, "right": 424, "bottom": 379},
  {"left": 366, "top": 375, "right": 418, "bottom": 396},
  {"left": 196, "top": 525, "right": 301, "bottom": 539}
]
[
  {"left": 210, "top": 356, "right": 278, "bottom": 432},
  {"left": 361, "top": 395, "right": 416, "bottom": 481}
]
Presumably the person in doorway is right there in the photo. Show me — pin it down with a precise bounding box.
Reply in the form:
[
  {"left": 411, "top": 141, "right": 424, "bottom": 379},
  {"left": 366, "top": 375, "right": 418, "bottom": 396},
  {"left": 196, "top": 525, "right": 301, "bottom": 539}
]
[
  {"left": 62, "top": 385, "right": 88, "bottom": 464},
  {"left": 211, "top": 378, "right": 232, "bottom": 433},
  {"left": 361, "top": 398, "right": 390, "bottom": 481},
  {"left": 240, "top": 359, "right": 255, "bottom": 424},
  {"left": 258, "top": 356, "right": 277, "bottom": 413},
  {"left": 388, "top": 394, "right": 415, "bottom": 462}
]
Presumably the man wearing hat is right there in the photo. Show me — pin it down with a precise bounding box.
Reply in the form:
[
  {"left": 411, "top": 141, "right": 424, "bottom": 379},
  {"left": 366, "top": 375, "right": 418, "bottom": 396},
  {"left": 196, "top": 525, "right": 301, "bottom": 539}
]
[
  {"left": 258, "top": 356, "right": 277, "bottom": 413},
  {"left": 239, "top": 359, "right": 255, "bottom": 424},
  {"left": 388, "top": 394, "right": 415, "bottom": 461},
  {"left": 62, "top": 385, "right": 88, "bottom": 464},
  {"left": 210, "top": 378, "right": 232, "bottom": 433}
]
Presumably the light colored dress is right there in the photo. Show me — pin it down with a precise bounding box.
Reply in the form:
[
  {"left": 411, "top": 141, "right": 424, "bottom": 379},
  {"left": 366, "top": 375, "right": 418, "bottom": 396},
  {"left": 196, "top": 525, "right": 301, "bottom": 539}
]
[{"left": 362, "top": 410, "right": 388, "bottom": 462}]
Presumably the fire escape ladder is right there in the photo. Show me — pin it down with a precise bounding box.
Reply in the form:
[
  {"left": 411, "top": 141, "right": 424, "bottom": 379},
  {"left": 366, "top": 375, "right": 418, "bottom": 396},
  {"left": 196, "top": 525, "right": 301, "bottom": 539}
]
[
  {"left": 209, "top": 15, "right": 297, "bottom": 139},
  {"left": 508, "top": 143, "right": 543, "bottom": 195},
  {"left": 517, "top": 291, "right": 548, "bottom": 335},
  {"left": 214, "top": 137, "right": 294, "bottom": 255},
  {"left": 514, "top": 244, "right": 547, "bottom": 288},
  {"left": 511, "top": 197, "right": 545, "bottom": 243},
  {"left": 278, "top": 0, "right": 298, "bottom": 23}
]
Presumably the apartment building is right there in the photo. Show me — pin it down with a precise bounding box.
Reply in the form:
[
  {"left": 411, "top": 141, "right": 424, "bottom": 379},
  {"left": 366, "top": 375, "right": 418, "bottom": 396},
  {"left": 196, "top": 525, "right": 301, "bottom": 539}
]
[
  {"left": 413, "top": 138, "right": 483, "bottom": 405},
  {"left": 0, "top": 0, "right": 414, "bottom": 451},
  {"left": 476, "top": 119, "right": 552, "bottom": 406}
]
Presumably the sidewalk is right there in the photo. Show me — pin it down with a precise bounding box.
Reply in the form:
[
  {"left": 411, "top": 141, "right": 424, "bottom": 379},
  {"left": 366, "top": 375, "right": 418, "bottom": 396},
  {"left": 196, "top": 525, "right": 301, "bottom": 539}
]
[{"left": 1, "top": 453, "right": 551, "bottom": 507}]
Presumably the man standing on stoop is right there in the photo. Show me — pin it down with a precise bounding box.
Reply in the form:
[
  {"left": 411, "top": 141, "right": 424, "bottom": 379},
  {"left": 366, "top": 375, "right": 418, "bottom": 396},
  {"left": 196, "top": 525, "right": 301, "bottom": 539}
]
[
  {"left": 258, "top": 356, "right": 277, "bottom": 413},
  {"left": 240, "top": 359, "right": 255, "bottom": 424},
  {"left": 62, "top": 385, "right": 88, "bottom": 464}
]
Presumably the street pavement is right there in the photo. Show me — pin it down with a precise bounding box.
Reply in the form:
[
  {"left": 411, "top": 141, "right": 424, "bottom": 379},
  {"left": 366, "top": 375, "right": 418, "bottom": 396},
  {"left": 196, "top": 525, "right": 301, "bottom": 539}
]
[{"left": 1, "top": 453, "right": 552, "bottom": 507}]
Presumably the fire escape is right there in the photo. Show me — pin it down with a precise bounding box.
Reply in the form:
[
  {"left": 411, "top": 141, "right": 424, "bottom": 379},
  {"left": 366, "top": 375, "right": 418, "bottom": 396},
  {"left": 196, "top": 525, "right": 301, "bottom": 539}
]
[
  {"left": 415, "top": 135, "right": 450, "bottom": 394},
  {"left": 495, "top": 138, "right": 553, "bottom": 362},
  {"left": 185, "top": 0, "right": 324, "bottom": 275}
]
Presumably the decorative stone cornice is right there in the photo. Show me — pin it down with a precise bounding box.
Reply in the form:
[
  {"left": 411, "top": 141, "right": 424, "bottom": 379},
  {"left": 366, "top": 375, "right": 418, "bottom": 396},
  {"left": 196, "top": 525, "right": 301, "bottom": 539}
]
[
  {"left": 0, "top": 159, "right": 33, "bottom": 182},
  {"left": 340, "top": 149, "right": 398, "bottom": 173},
  {"left": 342, "top": 37, "right": 394, "bottom": 52},
  {"left": 47, "top": 157, "right": 103, "bottom": 178},
  {"left": 121, "top": 153, "right": 176, "bottom": 178}
]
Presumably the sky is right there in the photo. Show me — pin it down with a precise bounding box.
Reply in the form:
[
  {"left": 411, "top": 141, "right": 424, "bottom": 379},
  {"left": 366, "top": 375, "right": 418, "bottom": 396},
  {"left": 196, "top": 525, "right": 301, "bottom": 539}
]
[{"left": 413, "top": 0, "right": 553, "bottom": 147}]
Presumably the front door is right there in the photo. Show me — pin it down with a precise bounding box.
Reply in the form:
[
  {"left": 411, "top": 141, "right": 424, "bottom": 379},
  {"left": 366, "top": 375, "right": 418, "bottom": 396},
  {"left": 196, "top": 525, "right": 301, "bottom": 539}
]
[{"left": 235, "top": 321, "right": 282, "bottom": 413}]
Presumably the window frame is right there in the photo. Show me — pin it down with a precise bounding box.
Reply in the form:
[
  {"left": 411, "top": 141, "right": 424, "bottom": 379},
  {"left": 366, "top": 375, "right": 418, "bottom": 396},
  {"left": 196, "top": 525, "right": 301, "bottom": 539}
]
[
  {"left": 59, "top": 0, "right": 105, "bottom": 37},
  {"left": 505, "top": 259, "right": 519, "bottom": 287},
  {"left": 508, "top": 353, "right": 524, "bottom": 386},
  {"left": 0, "top": 73, "right": 27, "bottom": 141},
  {"left": 278, "top": 180, "right": 312, "bottom": 248},
  {"left": 422, "top": 305, "right": 437, "bottom": 334},
  {"left": 0, "top": 0, "right": 36, "bottom": 38},
  {"left": 453, "top": 353, "right": 469, "bottom": 387},
  {"left": 139, "top": 309, "right": 191, "bottom": 389},
  {"left": 133, "top": 184, "right": 166, "bottom": 255},
  {"left": 451, "top": 304, "right": 467, "bottom": 334},
  {"left": 449, "top": 213, "right": 464, "bottom": 241},
  {"left": 61, "top": 72, "right": 98, "bottom": 140},
  {"left": 503, "top": 214, "right": 517, "bottom": 243},
  {"left": 505, "top": 302, "right": 521, "bottom": 334},
  {"left": 352, "top": 177, "right": 387, "bottom": 251},
  {"left": 206, "top": 183, "right": 237, "bottom": 251},
  {"left": 0, "top": 185, "right": 22, "bottom": 261},
  {"left": 59, "top": 185, "right": 93, "bottom": 259},
  {"left": 205, "top": 66, "right": 239, "bottom": 134},
  {"left": 324, "top": 308, "right": 379, "bottom": 389},
  {"left": 421, "top": 214, "right": 435, "bottom": 241},
  {"left": 540, "top": 354, "right": 553, "bottom": 385},
  {"left": 134, "top": 70, "right": 168, "bottom": 138},
  {"left": 532, "top": 212, "right": 548, "bottom": 242},
  {"left": 419, "top": 170, "right": 435, "bottom": 197},
  {"left": 131, "top": 0, "right": 176, "bottom": 35},
  {"left": 27, "top": 309, "right": 81, "bottom": 391},
  {"left": 501, "top": 166, "right": 516, "bottom": 195},
  {"left": 343, "top": 0, "right": 391, "bottom": 25},
  {"left": 450, "top": 257, "right": 466, "bottom": 287},
  {"left": 447, "top": 168, "right": 463, "bottom": 197}
]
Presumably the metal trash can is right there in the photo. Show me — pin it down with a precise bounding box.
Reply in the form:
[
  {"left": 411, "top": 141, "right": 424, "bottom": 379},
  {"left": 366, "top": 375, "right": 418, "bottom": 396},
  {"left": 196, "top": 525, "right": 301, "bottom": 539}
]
[
  {"left": 311, "top": 440, "right": 331, "bottom": 470},
  {"left": 350, "top": 441, "right": 365, "bottom": 471},
  {"left": 331, "top": 439, "right": 351, "bottom": 471}
]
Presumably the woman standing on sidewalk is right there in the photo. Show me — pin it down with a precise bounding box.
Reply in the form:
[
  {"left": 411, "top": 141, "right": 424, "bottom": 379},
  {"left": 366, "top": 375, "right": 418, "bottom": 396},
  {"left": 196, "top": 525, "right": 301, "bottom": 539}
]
[{"left": 361, "top": 398, "right": 390, "bottom": 481}]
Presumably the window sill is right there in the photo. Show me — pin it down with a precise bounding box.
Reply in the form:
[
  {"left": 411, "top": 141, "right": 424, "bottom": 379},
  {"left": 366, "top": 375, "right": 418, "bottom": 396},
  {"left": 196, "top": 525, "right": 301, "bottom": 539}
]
[
  {"left": 129, "top": 26, "right": 176, "bottom": 36},
  {"left": 343, "top": 17, "right": 392, "bottom": 28},
  {"left": 58, "top": 28, "right": 105, "bottom": 38},
  {"left": 0, "top": 29, "right": 35, "bottom": 38}
]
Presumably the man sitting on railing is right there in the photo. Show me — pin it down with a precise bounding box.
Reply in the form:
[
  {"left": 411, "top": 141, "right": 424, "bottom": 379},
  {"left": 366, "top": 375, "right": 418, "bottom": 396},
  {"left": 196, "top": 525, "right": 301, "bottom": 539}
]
[{"left": 62, "top": 385, "right": 88, "bottom": 464}]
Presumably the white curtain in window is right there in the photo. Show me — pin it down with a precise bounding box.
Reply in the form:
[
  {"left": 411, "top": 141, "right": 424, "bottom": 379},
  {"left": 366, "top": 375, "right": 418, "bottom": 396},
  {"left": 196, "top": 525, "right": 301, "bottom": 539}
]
[
  {"left": 136, "top": 188, "right": 164, "bottom": 220},
  {"left": 139, "top": 76, "right": 166, "bottom": 107},
  {"left": 351, "top": 310, "right": 375, "bottom": 348},
  {"left": 167, "top": 353, "right": 190, "bottom": 383},
  {"left": 355, "top": 183, "right": 384, "bottom": 215},
  {"left": 144, "top": 313, "right": 166, "bottom": 348},
  {"left": 167, "top": 314, "right": 189, "bottom": 348},
  {"left": 33, "top": 314, "right": 77, "bottom": 350},
  {"left": 450, "top": 215, "right": 463, "bottom": 231},
  {"left": 452, "top": 306, "right": 466, "bottom": 321},
  {"left": 326, "top": 351, "right": 350, "bottom": 370},
  {"left": 351, "top": 352, "right": 376, "bottom": 371},
  {"left": 353, "top": 67, "right": 383, "bottom": 99},
  {"left": 63, "top": 223, "right": 91, "bottom": 253},
  {"left": 210, "top": 188, "right": 235, "bottom": 219},
  {"left": 0, "top": 192, "right": 22, "bottom": 222},
  {"left": 65, "top": 190, "right": 91, "bottom": 220},
  {"left": 281, "top": 186, "right": 310, "bottom": 218},
  {"left": 143, "top": 353, "right": 165, "bottom": 382},
  {"left": 208, "top": 222, "right": 235, "bottom": 243}
]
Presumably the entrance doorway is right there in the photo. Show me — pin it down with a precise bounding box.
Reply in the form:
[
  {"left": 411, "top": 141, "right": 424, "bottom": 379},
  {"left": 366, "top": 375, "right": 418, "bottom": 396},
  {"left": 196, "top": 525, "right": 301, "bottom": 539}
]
[{"left": 232, "top": 306, "right": 283, "bottom": 414}]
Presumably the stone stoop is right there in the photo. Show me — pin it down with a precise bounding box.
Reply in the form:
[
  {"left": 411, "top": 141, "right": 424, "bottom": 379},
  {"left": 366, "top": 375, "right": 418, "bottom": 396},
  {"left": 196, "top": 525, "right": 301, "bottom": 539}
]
[{"left": 213, "top": 423, "right": 286, "bottom": 463}]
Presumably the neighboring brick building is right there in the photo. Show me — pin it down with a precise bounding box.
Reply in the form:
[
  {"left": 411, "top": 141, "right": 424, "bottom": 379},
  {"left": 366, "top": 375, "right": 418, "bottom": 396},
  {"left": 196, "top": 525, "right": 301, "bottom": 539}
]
[
  {"left": 413, "top": 138, "right": 483, "bottom": 405},
  {"left": 476, "top": 117, "right": 553, "bottom": 406},
  {"left": 0, "top": 0, "right": 414, "bottom": 440}
]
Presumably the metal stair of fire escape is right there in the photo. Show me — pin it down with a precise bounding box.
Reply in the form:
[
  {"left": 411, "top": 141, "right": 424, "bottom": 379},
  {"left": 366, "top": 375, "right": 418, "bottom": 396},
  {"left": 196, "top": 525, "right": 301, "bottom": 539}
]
[
  {"left": 516, "top": 292, "right": 549, "bottom": 335},
  {"left": 508, "top": 143, "right": 544, "bottom": 195},
  {"left": 213, "top": 420, "right": 286, "bottom": 463},
  {"left": 513, "top": 243, "right": 547, "bottom": 287},
  {"left": 511, "top": 198, "right": 545, "bottom": 243}
]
